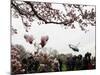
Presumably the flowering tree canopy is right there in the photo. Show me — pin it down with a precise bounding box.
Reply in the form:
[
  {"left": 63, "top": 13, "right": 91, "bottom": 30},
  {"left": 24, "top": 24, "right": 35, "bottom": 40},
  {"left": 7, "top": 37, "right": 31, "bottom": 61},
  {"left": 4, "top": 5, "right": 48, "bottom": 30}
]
[{"left": 11, "top": 0, "right": 96, "bottom": 32}]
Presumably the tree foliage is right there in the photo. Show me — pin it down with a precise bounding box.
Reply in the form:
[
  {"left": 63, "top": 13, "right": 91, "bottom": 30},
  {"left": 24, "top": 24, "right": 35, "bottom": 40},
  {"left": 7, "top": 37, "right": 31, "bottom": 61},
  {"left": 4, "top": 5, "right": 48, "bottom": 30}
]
[{"left": 11, "top": 0, "right": 96, "bottom": 32}]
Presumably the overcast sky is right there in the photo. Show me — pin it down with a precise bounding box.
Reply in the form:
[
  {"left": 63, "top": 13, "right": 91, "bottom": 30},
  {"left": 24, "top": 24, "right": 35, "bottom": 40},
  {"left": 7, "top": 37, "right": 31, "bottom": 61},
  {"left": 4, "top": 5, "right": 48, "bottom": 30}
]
[{"left": 11, "top": 3, "right": 96, "bottom": 56}]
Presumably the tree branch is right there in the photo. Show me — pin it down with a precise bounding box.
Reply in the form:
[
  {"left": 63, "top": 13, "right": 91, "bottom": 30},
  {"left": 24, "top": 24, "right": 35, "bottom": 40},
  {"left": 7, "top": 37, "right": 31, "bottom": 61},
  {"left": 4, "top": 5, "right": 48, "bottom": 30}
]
[
  {"left": 73, "top": 5, "right": 84, "bottom": 16},
  {"left": 11, "top": 0, "right": 96, "bottom": 32},
  {"left": 11, "top": 1, "right": 34, "bottom": 17},
  {"left": 24, "top": 1, "right": 74, "bottom": 25}
]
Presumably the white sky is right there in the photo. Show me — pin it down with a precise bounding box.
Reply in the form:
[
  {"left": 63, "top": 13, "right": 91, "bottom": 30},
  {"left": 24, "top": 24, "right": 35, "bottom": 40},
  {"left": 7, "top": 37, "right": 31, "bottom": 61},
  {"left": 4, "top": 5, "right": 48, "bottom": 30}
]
[{"left": 11, "top": 4, "right": 95, "bottom": 56}]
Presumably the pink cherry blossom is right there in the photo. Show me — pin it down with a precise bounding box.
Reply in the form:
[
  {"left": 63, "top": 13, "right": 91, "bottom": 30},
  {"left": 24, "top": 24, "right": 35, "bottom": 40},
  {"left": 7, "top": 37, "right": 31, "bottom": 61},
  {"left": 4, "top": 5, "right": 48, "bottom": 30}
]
[
  {"left": 40, "top": 35, "right": 49, "bottom": 47},
  {"left": 24, "top": 34, "right": 34, "bottom": 44}
]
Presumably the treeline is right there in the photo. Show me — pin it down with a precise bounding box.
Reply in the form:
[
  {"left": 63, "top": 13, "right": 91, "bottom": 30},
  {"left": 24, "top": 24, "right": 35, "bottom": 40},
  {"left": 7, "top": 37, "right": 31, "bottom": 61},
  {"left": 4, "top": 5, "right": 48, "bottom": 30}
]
[{"left": 11, "top": 44, "right": 96, "bottom": 74}]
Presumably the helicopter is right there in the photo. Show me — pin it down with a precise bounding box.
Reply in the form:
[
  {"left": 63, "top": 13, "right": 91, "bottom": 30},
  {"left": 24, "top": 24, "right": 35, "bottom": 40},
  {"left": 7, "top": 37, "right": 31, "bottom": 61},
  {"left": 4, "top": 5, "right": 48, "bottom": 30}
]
[{"left": 69, "top": 42, "right": 80, "bottom": 52}]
